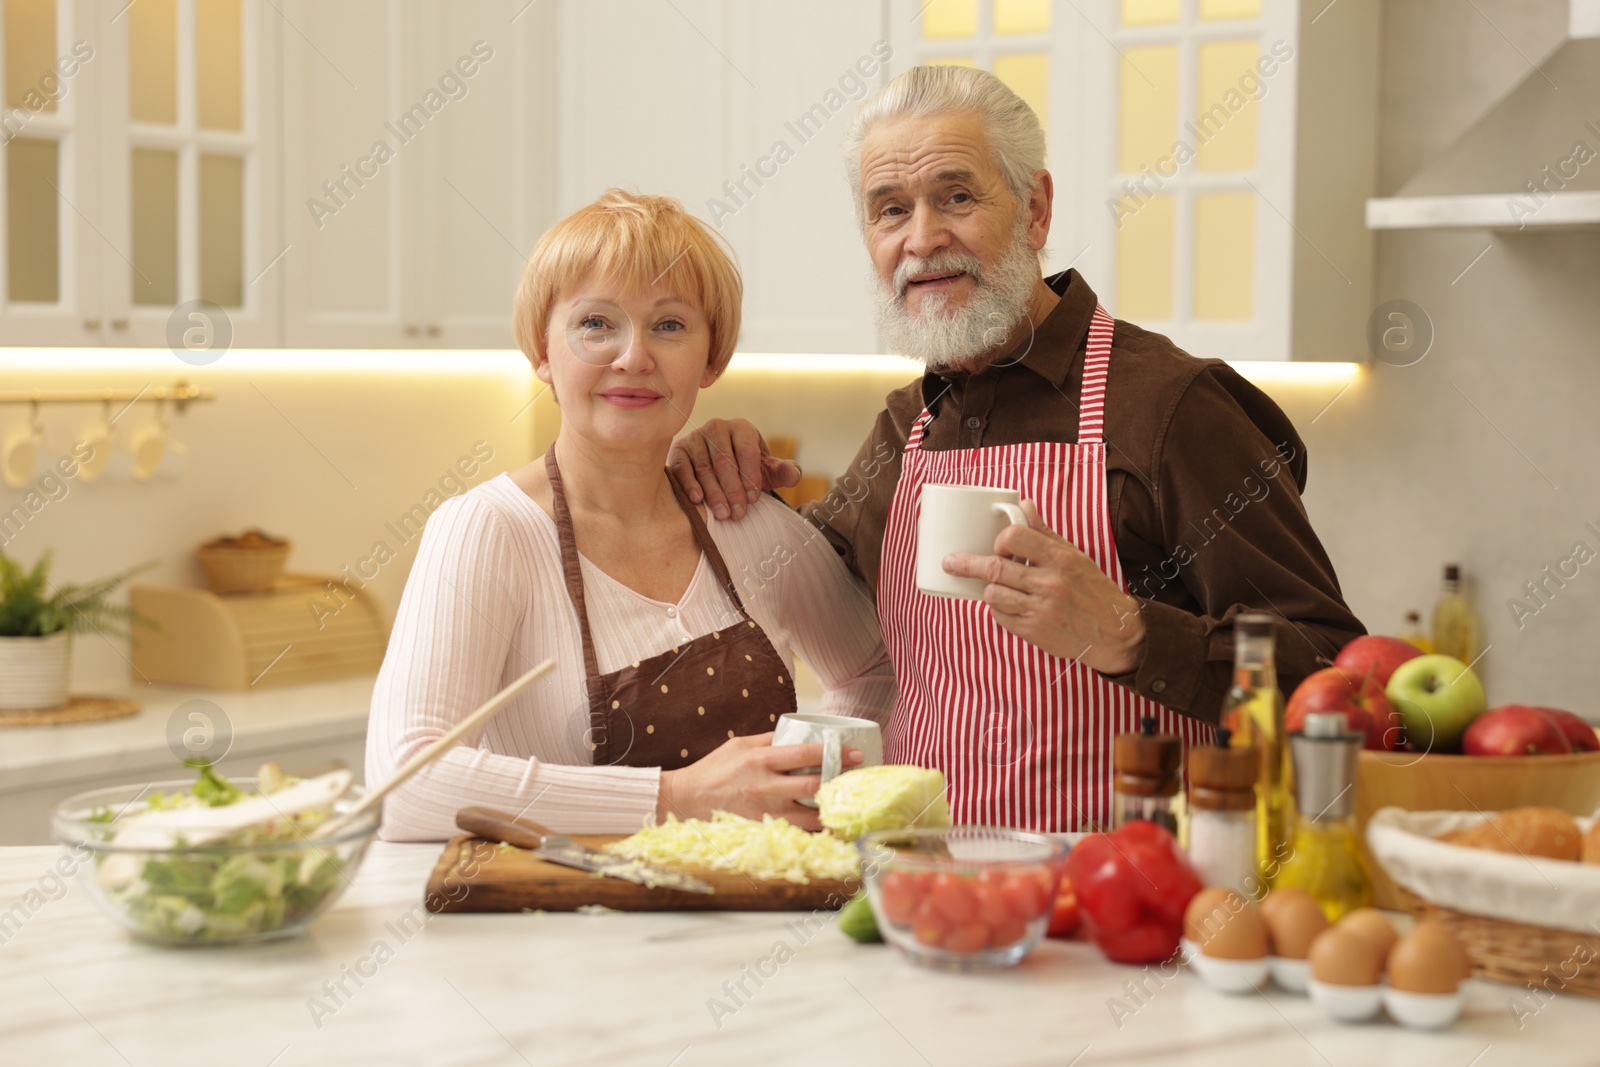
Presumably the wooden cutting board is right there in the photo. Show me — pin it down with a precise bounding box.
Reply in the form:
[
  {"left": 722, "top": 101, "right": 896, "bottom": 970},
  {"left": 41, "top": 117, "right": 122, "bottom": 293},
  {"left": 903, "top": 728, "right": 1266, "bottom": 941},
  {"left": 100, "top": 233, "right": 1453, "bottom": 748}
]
[{"left": 423, "top": 834, "right": 860, "bottom": 913}]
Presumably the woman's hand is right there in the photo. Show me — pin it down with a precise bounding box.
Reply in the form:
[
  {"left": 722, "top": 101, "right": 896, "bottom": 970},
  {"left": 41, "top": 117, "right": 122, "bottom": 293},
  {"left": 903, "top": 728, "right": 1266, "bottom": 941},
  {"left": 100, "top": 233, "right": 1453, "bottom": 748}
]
[
  {"left": 657, "top": 732, "right": 863, "bottom": 832},
  {"left": 666, "top": 419, "right": 801, "bottom": 522}
]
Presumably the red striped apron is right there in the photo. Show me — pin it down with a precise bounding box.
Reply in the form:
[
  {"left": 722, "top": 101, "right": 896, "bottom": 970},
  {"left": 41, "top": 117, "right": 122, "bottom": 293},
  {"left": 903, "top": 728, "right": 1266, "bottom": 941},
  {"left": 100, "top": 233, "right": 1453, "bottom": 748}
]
[{"left": 878, "top": 305, "right": 1213, "bottom": 831}]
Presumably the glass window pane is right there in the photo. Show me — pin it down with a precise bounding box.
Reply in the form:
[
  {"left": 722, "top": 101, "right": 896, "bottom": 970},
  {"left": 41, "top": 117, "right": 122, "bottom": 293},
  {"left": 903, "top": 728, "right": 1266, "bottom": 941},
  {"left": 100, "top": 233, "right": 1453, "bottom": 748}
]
[
  {"left": 1201, "top": 0, "right": 1262, "bottom": 18},
  {"left": 197, "top": 0, "right": 243, "bottom": 130},
  {"left": 6, "top": 137, "right": 59, "bottom": 302},
  {"left": 5, "top": 0, "right": 58, "bottom": 112},
  {"left": 921, "top": 0, "right": 977, "bottom": 39},
  {"left": 131, "top": 147, "right": 179, "bottom": 305},
  {"left": 130, "top": 0, "right": 178, "bottom": 124},
  {"left": 199, "top": 153, "right": 243, "bottom": 306},
  {"left": 994, "top": 53, "right": 1048, "bottom": 124},
  {"left": 994, "top": 0, "right": 1050, "bottom": 35},
  {"left": 1118, "top": 45, "right": 1179, "bottom": 174},
  {"left": 1121, "top": 0, "right": 1180, "bottom": 26},
  {"left": 928, "top": 55, "right": 976, "bottom": 68},
  {"left": 1115, "top": 194, "right": 1174, "bottom": 321},
  {"left": 1193, "top": 192, "right": 1254, "bottom": 320},
  {"left": 1195, "top": 40, "right": 1260, "bottom": 172}
]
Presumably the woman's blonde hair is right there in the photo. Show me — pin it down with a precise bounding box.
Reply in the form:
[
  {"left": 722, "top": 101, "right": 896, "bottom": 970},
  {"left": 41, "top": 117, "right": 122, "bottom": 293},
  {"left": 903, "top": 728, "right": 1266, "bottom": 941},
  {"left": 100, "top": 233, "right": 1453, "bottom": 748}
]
[{"left": 513, "top": 189, "right": 743, "bottom": 375}]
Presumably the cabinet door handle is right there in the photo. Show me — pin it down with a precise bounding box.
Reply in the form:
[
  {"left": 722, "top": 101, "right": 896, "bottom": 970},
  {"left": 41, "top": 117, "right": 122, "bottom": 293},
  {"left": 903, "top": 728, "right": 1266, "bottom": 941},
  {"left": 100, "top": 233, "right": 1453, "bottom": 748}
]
[
  {"left": 426, "top": 325, "right": 440, "bottom": 337},
  {"left": 111, "top": 318, "right": 129, "bottom": 330},
  {"left": 83, "top": 318, "right": 101, "bottom": 331},
  {"left": 404, "top": 324, "right": 420, "bottom": 337}
]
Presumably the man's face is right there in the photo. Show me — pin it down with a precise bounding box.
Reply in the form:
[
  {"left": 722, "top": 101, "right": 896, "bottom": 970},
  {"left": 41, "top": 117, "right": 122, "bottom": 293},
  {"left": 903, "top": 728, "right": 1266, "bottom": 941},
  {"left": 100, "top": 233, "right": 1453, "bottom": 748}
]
[
  {"left": 860, "top": 111, "right": 1028, "bottom": 316},
  {"left": 858, "top": 111, "right": 1050, "bottom": 367}
]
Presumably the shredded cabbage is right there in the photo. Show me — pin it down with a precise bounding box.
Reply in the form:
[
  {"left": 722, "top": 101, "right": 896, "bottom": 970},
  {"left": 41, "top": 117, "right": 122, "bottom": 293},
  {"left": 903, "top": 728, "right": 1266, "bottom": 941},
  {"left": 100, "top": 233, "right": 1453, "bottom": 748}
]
[
  {"left": 815, "top": 765, "right": 951, "bottom": 841},
  {"left": 604, "top": 812, "right": 858, "bottom": 884}
]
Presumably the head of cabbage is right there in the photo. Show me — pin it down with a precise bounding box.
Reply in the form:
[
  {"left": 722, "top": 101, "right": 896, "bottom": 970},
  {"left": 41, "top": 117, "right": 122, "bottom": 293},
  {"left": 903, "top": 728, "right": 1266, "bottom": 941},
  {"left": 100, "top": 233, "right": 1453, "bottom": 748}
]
[{"left": 815, "top": 765, "right": 951, "bottom": 840}]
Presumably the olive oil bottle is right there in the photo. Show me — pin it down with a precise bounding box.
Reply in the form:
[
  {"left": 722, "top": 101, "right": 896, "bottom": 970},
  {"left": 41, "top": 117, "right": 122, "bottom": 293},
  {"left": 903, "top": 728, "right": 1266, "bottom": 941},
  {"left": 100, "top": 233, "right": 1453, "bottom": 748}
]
[
  {"left": 1273, "top": 711, "right": 1372, "bottom": 922},
  {"left": 1219, "top": 614, "right": 1292, "bottom": 881},
  {"left": 1431, "top": 564, "right": 1476, "bottom": 664}
]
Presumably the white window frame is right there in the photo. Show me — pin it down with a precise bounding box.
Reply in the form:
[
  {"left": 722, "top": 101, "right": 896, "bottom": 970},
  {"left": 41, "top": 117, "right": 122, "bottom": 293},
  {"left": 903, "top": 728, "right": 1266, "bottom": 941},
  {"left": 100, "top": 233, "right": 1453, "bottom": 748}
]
[{"left": 890, "top": 0, "right": 1301, "bottom": 361}]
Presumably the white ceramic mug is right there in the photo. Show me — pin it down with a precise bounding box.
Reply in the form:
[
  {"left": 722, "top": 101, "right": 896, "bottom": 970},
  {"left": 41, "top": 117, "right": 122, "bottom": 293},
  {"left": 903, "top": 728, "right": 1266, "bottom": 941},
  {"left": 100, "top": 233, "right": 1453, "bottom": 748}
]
[
  {"left": 916, "top": 483, "right": 1030, "bottom": 599},
  {"left": 772, "top": 712, "right": 883, "bottom": 805}
]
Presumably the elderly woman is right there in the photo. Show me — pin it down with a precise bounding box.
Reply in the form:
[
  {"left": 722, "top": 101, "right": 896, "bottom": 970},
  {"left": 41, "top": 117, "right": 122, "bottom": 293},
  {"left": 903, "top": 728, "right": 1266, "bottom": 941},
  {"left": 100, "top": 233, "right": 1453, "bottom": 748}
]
[{"left": 366, "top": 189, "right": 893, "bottom": 840}]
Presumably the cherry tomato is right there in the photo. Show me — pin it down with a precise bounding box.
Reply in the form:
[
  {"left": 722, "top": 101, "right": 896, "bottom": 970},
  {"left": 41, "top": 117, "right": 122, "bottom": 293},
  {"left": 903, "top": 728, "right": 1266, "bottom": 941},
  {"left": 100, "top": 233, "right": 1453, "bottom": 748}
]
[
  {"left": 930, "top": 872, "right": 979, "bottom": 924},
  {"left": 1046, "top": 879, "right": 1080, "bottom": 939},
  {"left": 988, "top": 916, "right": 1028, "bottom": 948},
  {"left": 974, "top": 883, "right": 1013, "bottom": 927},
  {"left": 912, "top": 894, "right": 949, "bottom": 947},
  {"left": 1001, "top": 871, "right": 1047, "bottom": 921},
  {"left": 943, "top": 922, "right": 990, "bottom": 953},
  {"left": 878, "top": 870, "right": 924, "bottom": 926}
]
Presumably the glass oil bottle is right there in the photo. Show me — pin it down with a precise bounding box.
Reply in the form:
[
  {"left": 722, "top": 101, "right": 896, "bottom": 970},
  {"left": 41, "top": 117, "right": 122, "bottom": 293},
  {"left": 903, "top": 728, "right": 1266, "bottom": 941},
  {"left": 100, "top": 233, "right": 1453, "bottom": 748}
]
[
  {"left": 1273, "top": 711, "right": 1372, "bottom": 922},
  {"left": 1219, "top": 614, "right": 1291, "bottom": 879}
]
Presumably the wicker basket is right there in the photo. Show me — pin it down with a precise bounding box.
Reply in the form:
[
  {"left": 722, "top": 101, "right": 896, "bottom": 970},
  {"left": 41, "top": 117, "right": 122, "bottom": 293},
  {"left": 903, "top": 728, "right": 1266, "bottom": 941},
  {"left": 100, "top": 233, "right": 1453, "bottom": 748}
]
[
  {"left": 1368, "top": 807, "right": 1600, "bottom": 999},
  {"left": 195, "top": 539, "right": 291, "bottom": 594},
  {"left": 1415, "top": 903, "right": 1600, "bottom": 999}
]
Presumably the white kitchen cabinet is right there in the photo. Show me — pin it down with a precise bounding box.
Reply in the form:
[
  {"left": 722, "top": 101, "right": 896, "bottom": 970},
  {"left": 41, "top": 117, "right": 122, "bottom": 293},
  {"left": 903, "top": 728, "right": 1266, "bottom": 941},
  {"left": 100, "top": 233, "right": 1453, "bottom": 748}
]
[
  {"left": 723, "top": 2, "right": 886, "bottom": 353},
  {"left": 555, "top": 0, "right": 885, "bottom": 354},
  {"left": 281, "top": 0, "right": 556, "bottom": 349},
  {"left": 0, "top": 0, "right": 280, "bottom": 348},
  {"left": 6, "top": 0, "right": 888, "bottom": 352}
]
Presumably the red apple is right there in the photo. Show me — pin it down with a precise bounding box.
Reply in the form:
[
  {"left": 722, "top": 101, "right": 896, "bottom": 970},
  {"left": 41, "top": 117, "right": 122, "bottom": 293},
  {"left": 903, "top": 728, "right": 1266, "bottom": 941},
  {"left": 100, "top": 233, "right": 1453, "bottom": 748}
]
[
  {"left": 1333, "top": 635, "right": 1425, "bottom": 689},
  {"left": 1286, "top": 666, "right": 1402, "bottom": 751},
  {"left": 1462, "top": 705, "right": 1575, "bottom": 757},
  {"left": 1534, "top": 707, "right": 1600, "bottom": 752}
]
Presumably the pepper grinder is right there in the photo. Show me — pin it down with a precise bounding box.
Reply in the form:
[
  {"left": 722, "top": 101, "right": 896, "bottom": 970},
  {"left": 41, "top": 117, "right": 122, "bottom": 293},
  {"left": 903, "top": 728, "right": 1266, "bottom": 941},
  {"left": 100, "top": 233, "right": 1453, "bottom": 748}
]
[{"left": 1113, "top": 716, "right": 1182, "bottom": 836}]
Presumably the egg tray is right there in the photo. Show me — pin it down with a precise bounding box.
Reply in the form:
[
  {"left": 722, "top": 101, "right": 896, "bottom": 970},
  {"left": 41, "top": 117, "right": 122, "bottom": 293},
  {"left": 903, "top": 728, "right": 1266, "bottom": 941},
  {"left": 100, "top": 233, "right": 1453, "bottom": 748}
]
[{"left": 1181, "top": 940, "right": 1467, "bottom": 1029}]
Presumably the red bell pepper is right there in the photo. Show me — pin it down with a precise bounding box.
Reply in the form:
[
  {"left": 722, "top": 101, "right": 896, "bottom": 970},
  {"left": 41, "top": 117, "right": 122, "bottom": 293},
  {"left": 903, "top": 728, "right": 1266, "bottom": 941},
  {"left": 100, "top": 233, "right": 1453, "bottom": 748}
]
[{"left": 1064, "top": 821, "right": 1201, "bottom": 964}]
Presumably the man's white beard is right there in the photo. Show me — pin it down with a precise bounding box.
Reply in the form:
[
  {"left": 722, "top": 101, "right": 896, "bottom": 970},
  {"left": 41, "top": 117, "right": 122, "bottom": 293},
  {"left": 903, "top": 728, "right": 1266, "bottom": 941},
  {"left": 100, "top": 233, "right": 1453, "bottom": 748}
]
[{"left": 873, "top": 217, "right": 1040, "bottom": 370}]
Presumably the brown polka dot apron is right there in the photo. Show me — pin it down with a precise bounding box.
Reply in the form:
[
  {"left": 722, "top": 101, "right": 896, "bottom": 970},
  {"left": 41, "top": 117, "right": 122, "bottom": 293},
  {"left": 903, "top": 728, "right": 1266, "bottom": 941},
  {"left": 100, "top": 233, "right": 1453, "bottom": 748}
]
[{"left": 545, "top": 449, "right": 797, "bottom": 770}]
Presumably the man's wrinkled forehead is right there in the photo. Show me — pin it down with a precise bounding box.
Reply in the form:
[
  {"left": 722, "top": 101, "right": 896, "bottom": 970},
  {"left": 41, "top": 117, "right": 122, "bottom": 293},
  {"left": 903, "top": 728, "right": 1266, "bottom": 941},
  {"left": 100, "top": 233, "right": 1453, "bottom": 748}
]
[{"left": 858, "top": 114, "right": 1000, "bottom": 203}]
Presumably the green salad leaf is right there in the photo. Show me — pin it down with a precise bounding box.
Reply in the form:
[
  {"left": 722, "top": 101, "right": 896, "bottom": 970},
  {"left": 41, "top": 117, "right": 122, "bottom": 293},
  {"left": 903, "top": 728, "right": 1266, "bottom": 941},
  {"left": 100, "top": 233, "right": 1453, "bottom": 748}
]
[{"left": 96, "top": 760, "right": 353, "bottom": 942}]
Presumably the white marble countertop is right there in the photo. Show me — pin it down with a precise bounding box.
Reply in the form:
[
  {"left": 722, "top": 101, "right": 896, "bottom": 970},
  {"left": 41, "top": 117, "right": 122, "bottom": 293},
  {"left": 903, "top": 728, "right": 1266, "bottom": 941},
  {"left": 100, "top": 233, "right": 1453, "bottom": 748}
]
[
  {"left": 0, "top": 841, "right": 1593, "bottom": 1067},
  {"left": 0, "top": 675, "right": 375, "bottom": 793}
]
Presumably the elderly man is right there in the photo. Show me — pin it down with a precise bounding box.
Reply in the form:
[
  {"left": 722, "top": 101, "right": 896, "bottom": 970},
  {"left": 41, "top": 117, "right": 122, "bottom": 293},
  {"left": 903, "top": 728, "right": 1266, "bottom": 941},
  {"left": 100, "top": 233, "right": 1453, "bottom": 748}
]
[{"left": 670, "top": 65, "right": 1364, "bottom": 832}]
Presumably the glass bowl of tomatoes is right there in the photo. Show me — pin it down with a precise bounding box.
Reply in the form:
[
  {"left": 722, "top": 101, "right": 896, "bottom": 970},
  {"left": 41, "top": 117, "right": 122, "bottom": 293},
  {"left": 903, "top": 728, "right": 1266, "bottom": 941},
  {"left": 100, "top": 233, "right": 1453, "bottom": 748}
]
[{"left": 856, "top": 826, "right": 1070, "bottom": 970}]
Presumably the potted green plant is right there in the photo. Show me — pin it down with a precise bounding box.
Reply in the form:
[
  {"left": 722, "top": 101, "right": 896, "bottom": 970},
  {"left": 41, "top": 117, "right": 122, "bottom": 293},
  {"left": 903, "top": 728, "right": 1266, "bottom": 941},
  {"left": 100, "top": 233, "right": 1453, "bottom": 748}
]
[{"left": 0, "top": 550, "right": 156, "bottom": 710}]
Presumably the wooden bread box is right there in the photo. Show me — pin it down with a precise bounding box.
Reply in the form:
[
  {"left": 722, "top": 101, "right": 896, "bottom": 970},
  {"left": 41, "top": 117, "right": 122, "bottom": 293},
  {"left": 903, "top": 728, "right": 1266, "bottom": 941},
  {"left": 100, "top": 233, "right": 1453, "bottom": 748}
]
[{"left": 130, "top": 574, "right": 389, "bottom": 689}]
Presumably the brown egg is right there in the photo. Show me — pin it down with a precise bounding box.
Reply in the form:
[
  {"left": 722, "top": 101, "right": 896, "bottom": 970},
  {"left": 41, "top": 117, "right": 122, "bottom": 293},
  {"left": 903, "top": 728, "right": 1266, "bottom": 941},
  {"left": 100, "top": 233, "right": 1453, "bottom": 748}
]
[
  {"left": 1200, "top": 903, "right": 1270, "bottom": 961},
  {"left": 1309, "top": 927, "right": 1384, "bottom": 987},
  {"left": 1388, "top": 922, "right": 1468, "bottom": 994},
  {"left": 1259, "top": 889, "right": 1328, "bottom": 960},
  {"left": 1337, "top": 908, "right": 1398, "bottom": 965},
  {"left": 1184, "top": 887, "right": 1239, "bottom": 945}
]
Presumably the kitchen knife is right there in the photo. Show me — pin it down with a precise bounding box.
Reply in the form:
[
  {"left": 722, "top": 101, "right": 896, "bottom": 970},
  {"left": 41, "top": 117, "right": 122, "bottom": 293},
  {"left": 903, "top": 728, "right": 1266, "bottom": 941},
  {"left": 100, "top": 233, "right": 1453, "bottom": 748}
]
[{"left": 455, "top": 806, "right": 715, "bottom": 894}]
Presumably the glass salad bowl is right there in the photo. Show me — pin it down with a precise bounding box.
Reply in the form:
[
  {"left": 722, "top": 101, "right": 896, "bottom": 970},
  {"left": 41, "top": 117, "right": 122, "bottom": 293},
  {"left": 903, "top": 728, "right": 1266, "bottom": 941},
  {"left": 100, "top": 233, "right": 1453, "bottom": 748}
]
[
  {"left": 53, "top": 770, "right": 378, "bottom": 947},
  {"left": 857, "top": 826, "right": 1070, "bottom": 970}
]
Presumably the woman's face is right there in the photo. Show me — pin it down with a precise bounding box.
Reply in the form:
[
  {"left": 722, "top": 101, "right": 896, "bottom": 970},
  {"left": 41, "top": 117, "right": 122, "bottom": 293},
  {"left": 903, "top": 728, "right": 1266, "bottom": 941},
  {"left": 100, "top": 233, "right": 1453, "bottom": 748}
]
[{"left": 537, "top": 277, "right": 718, "bottom": 452}]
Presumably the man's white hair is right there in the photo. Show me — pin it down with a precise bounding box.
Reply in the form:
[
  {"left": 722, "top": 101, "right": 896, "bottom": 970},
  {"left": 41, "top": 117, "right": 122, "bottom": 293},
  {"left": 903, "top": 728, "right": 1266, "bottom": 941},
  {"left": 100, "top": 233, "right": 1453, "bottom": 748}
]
[{"left": 841, "top": 64, "right": 1047, "bottom": 224}]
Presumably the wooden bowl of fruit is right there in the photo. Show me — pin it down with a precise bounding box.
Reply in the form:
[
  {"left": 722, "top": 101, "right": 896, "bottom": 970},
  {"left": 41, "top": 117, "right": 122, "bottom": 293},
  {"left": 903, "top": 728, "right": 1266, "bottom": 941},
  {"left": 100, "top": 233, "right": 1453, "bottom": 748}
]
[{"left": 1288, "top": 637, "right": 1600, "bottom": 909}]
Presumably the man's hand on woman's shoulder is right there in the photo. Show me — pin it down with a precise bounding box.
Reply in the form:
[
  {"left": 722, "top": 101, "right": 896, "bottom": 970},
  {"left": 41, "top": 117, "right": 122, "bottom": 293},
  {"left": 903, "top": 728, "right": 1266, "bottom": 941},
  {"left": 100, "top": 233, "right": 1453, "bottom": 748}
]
[{"left": 668, "top": 418, "right": 801, "bottom": 522}]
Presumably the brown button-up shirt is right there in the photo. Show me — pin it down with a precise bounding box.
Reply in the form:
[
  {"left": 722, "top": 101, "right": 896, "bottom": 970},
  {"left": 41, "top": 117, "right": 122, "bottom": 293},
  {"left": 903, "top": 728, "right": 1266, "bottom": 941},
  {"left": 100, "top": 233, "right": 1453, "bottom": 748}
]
[{"left": 803, "top": 270, "right": 1365, "bottom": 725}]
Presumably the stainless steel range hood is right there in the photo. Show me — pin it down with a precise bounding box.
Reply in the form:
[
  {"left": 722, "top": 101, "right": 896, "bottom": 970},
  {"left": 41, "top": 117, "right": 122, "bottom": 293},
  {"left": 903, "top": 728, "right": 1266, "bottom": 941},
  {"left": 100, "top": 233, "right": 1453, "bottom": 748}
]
[{"left": 1367, "top": 0, "right": 1600, "bottom": 231}]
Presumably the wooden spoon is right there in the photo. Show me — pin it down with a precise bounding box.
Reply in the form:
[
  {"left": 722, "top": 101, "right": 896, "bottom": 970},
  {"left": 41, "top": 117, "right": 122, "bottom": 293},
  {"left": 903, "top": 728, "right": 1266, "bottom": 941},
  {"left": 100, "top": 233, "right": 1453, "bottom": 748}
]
[{"left": 311, "top": 659, "right": 557, "bottom": 839}]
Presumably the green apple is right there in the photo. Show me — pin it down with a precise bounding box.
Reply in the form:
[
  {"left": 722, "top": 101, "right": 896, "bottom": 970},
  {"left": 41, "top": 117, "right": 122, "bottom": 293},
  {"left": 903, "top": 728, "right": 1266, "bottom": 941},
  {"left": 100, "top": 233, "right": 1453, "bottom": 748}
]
[{"left": 1383, "top": 654, "right": 1487, "bottom": 753}]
